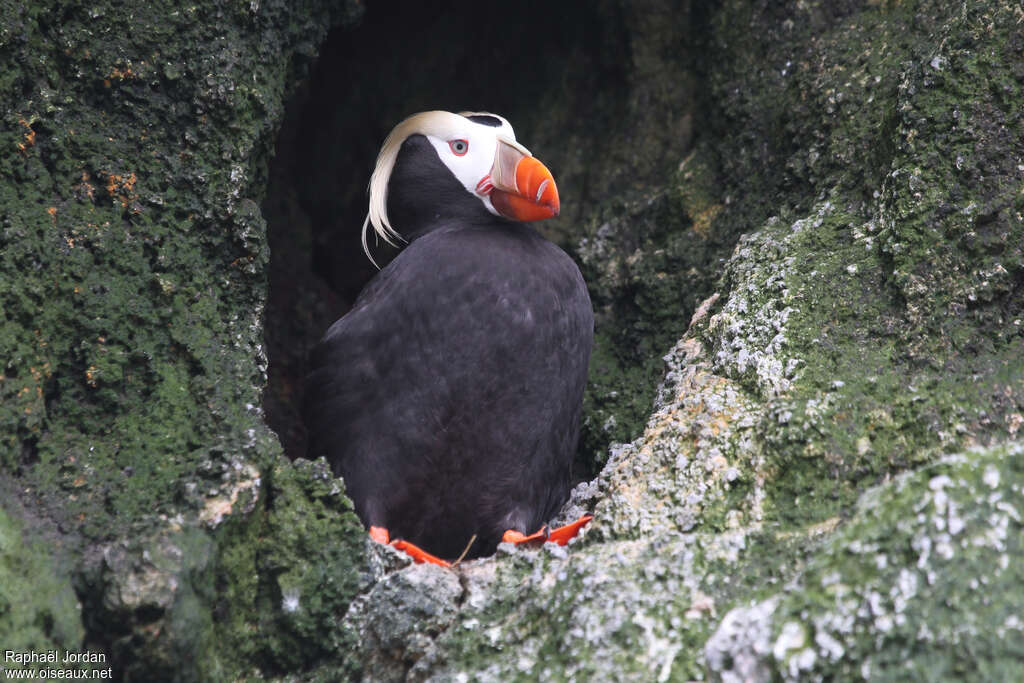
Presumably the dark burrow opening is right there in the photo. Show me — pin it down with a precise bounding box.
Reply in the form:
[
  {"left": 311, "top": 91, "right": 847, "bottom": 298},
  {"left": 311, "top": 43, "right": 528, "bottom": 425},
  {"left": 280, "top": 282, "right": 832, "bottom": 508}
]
[{"left": 262, "top": 0, "right": 699, "bottom": 480}]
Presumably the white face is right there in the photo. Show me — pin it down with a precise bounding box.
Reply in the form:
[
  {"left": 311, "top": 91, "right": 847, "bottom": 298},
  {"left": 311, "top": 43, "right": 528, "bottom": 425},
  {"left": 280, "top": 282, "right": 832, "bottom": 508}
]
[{"left": 424, "top": 115, "right": 526, "bottom": 216}]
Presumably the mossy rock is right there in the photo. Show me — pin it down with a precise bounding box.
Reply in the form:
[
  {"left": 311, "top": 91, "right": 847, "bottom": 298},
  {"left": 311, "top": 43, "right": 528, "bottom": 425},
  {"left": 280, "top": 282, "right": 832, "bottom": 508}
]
[
  {"left": 708, "top": 441, "right": 1024, "bottom": 681},
  {"left": 1, "top": 0, "right": 367, "bottom": 678},
  {"left": 0, "top": 506, "right": 88, "bottom": 675}
]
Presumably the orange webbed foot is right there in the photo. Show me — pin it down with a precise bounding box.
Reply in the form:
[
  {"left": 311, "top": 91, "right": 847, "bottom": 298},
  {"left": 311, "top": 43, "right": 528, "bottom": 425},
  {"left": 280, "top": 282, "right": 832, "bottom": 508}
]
[
  {"left": 502, "top": 514, "right": 594, "bottom": 549},
  {"left": 547, "top": 514, "right": 593, "bottom": 545},
  {"left": 391, "top": 539, "right": 452, "bottom": 567},
  {"left": 368, "top": 526, "right": 451, "bottom": 567},
  {"left": 369, "top": 525, "right": 390, "bottom": 544},
  {"left": 501, "top": 526, "right": 549, "bottom": 545}
]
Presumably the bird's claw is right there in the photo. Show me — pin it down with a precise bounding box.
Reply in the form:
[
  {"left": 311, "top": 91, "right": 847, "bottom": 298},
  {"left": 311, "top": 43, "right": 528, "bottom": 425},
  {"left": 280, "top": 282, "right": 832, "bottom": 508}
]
[
  {"left": 369, "top": 526, "right": 452, "bottom": 567},
  {"left": 502, "top": 513, "right": 593, "bottom": 548},
  {"left": 501, "top": 526, "right": 549, "bottom": 546},
  {"left": 547, "top": 514, "right": 594, "bottom": 545}
]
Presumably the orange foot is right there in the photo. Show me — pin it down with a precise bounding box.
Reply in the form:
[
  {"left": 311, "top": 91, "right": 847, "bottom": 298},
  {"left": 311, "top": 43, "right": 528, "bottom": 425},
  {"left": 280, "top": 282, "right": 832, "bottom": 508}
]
[
  {"left": 368, "top": 526, "right": 451, "bottom": 567},
  {"left": 502, "top": 514, "right": 594, "bottom": 547}
]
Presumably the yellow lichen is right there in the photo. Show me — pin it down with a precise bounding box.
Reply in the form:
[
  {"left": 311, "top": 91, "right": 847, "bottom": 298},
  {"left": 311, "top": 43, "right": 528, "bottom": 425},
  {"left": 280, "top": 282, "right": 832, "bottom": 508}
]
[{"left": 15, "top": 118, "right": 35, "bottom": 153}]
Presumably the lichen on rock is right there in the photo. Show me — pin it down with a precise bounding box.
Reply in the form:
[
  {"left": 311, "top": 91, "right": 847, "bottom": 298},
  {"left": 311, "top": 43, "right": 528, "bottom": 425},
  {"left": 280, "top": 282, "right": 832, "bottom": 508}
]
[{"left": 708, "top": 441, "right": 1024, "bottom": 682}]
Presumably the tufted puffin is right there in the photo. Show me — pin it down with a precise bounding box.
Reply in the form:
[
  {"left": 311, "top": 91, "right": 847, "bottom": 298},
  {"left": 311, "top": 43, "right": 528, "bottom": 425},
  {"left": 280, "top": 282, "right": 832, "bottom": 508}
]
[{"left": 304, "top": 111, "right": 593, "bottom": 566}]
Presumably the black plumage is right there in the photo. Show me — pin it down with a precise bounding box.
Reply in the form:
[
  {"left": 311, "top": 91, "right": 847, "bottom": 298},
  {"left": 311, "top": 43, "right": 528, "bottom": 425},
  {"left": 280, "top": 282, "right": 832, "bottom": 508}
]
[{"left": 304, "top": 129, "right": 593, "bottom": 560}]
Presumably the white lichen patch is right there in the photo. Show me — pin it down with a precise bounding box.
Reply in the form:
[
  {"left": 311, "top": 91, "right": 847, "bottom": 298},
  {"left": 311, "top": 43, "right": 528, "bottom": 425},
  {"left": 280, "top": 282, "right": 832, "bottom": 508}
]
[
  {"left": 568, "top": 334, "right": 767, "bottom": 542},
  {"left": 706, "top": 203, "right": 840, "bottom": 399},
  {"left": 281, "top": 586, "right": 300, "bottom": 613},
  {"left": 563, "top": 214, "right": 868, "bottom": 550},
  {"left": 198, "top": 461, "right": 261, "bottom": 527},
  {"left": 704, "top": 598, "right": 779, "bottom": 683},
  {"left": 432, "top": 535, "right": 720, "bottom": 682},
  {"left": 704, "top": 441, "right": 1024, "bottom": 681}
]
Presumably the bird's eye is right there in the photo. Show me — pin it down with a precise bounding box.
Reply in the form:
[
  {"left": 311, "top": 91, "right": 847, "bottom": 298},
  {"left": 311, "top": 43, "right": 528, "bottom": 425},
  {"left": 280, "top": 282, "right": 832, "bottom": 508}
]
[{"left": 449, "top": 139, "right": 469, "bottom": 156}]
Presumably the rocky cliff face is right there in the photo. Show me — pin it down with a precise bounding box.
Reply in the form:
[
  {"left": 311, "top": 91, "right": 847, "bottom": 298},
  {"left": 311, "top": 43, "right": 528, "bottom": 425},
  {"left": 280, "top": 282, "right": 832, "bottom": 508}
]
[
  {"left": 2, "top": 0, "right": 1022, "bottom": 681},
  {"left": 0, "top": 1, "right": 367, "bottom": 679}
]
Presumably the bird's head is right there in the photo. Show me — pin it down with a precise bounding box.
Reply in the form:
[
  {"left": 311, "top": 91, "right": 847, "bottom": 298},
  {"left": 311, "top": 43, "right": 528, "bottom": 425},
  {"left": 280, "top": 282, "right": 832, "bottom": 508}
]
[{"left": 362, "top": 110, "right": 560, "bottom": 264}]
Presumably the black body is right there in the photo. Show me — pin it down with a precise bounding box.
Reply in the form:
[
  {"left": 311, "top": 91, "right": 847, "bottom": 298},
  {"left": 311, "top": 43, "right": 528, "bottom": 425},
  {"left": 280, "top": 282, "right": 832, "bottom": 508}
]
[{"left": 304, "top": 135, "right": 593, "bottom": 559}]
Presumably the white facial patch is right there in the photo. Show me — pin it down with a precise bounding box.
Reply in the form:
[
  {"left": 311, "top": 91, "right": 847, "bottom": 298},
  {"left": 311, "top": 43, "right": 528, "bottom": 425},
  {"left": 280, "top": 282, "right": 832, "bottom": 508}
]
[{"left": 424, "top": 115, "right": 525, "bottom": 217}]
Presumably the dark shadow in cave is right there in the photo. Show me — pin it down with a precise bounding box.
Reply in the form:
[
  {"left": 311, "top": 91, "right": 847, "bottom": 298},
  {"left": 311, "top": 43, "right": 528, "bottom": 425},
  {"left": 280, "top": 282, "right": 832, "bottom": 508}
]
[{"left": 262, "top": 0, "right": 633, "bottom": 464}]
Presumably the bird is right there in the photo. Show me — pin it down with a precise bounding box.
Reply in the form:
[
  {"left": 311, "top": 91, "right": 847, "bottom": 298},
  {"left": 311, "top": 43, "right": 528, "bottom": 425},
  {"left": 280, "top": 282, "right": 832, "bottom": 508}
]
[{"left": 303, "top": 111, "right": 593, "bottom": 565}]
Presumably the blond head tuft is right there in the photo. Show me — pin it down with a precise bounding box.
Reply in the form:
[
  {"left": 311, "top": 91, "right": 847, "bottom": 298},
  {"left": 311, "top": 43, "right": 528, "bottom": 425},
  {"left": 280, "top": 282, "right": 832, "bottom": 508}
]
[{"left": 362, "top": 110, "right": 491, "bottom": 266}]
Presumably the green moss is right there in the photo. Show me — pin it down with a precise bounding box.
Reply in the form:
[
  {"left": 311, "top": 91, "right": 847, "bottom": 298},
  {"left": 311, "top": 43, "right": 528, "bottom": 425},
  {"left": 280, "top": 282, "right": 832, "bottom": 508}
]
[
  {"left": 1, "top": 0, "right": 363, "bottom": 529},
  {"left": 760, "top": 442, "right": 1024, "bottom": 680},
  {"left": 430, "top": 518, "right": 840, "bottom": 682},
  {"left": 209, "top": 458, "right": 365, "bottom": 680},
  {"left": 0, "top": 505, "right": 88, "bottom": 673},
  {"left": 688, "top": 0, "right": 1024, "bottom": 528},
  {"left": 0, "top": 0, "right": 365, "bottom": 676},
  {"left": 579, "top": 331, "right": 663, "bottom": 471},
  {"left": 878, "top": 3, "right": 1024, "bottom": 348},
  {"left": 577, "top": 149, "right": 747, "bottom": 467},
  {"left": 66, "top": 457, "right": 364, "bottom": 682}
]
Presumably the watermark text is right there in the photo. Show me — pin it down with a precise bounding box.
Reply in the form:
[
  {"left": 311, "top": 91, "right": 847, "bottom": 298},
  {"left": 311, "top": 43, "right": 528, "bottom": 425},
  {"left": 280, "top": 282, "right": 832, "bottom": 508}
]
[{"left": 3, "top": 651, "right": 111, "bottom": 679}]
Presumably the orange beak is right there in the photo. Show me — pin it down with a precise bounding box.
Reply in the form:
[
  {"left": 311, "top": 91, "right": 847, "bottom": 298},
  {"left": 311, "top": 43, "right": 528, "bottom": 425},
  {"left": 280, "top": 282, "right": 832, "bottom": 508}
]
[{"left": 487, "top": 138, "right": 560, "bottom": 222}]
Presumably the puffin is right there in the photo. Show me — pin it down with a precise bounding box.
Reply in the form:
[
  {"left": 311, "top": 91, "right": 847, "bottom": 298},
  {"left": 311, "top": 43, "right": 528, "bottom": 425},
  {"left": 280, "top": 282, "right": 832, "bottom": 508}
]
[{"left": 304, "top": 111, "right": 593, "bottom": 565}]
